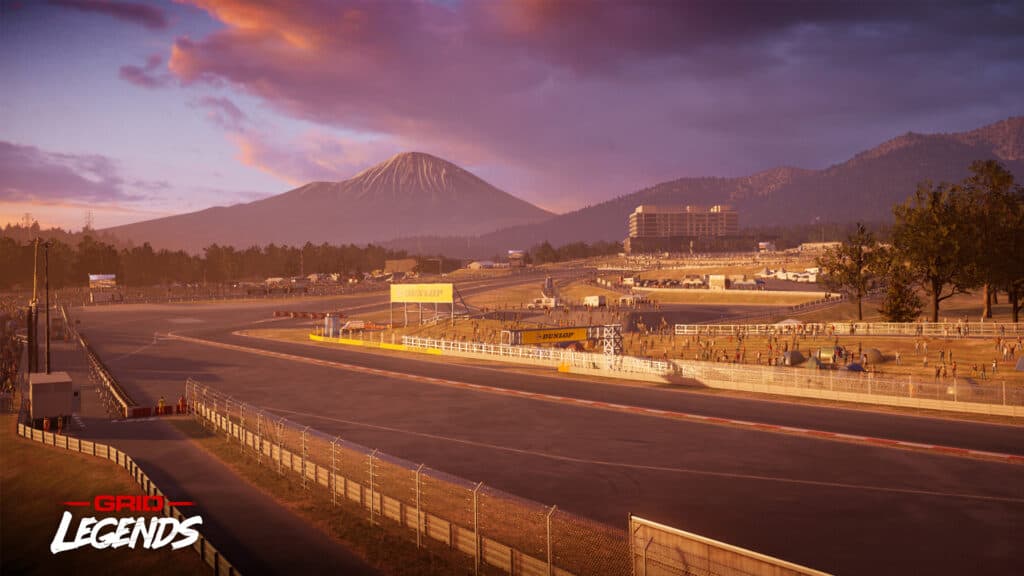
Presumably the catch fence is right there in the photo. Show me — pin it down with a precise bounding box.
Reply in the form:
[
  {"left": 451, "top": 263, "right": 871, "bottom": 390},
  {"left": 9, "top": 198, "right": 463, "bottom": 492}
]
[
  {"left": 401, "top": 336, "right": 671, "bottom": 376},
  {"left": 675, "top": 321, "right": 1024, "bottom": 339},
  {"left": 186, "top": 379, "right": 631, "bottom": 576},
  {"left": 673, "top": 359, "right": 1023, "bottom": 417}
]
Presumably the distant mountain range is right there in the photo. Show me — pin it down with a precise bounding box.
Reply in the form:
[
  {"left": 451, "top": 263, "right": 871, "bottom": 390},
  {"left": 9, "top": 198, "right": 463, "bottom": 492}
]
[
  {"left": 105, "top": 117, "right": 1023, "bottom": 256},
  {"left": 386, "top": 116, "right": 1024, "bottom": 257},
  {"left": 104, "top": 152, "right": 553, "bottom": 253}
]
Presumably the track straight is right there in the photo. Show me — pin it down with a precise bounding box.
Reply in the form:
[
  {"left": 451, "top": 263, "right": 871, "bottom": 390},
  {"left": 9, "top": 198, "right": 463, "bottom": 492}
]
[{"left": 166, "top": 332, "right": 1024, "bottom": 465}]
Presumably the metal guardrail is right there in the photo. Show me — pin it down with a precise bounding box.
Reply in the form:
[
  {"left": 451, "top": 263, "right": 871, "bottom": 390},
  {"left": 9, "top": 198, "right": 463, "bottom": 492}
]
[
  {"left": 14, "top": 422, "right": 240, "bottom": 575},
  {"left": 60, "top": 305, "right": 134, "bottom": 418},
  {"left": 187, "top": 379, "right": 627, "bottom": 575},
  {"left": 675, "top": 321, "right": 1024, "bottom": 338},
  {"left": 401, "top": 336, "right": 672, "bottom": 376},
  {"left": 629, "top": 515, "right": 831, "bottom": 576}
]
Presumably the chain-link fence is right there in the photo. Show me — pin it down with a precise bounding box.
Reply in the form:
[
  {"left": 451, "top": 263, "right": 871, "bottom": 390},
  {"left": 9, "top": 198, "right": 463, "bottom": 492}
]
[
  {"left": 675, "top": 321, "right": 1024, "bottom": 338},
  {"left": 186, "top": 378, "right": 631, "bottom": 576},
  {"left": 673, "top": 358, "right": 1024, "bottom": 416}
]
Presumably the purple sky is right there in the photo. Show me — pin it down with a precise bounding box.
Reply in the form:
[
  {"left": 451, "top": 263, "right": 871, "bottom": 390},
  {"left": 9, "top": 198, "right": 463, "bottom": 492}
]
[{"left": 1, "top": 0, "right": 1022, "bottom": 231}]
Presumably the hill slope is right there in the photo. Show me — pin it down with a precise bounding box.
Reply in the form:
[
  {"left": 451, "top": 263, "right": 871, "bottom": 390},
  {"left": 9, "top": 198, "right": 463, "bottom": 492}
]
[
  {"left": 387, "top": 117, "right": 1024, "bottom": 257},
  {"left": 105, "top": 152, "right": 553, "bottom": 252}
]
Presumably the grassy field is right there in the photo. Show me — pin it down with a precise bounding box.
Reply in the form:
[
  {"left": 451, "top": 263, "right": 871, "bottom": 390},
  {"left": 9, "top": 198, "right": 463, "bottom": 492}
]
[
  {"left": 632, "top": 289, "right": 821, "bottom": 306},
  {"left": 0, "top": 414, "right": 207, "bottom": 575}
]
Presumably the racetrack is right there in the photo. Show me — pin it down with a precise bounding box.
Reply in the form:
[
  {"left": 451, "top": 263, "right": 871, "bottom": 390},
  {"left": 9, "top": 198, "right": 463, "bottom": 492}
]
[{"left": 70, "top": 284, "right": 1024, "bottom": 576}]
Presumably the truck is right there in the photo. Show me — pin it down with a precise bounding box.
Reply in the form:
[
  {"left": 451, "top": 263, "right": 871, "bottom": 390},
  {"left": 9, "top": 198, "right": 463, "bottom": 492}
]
[
  {"left": 583, "top": 295, "right": 606, "bottom": 307},
  {"left": 526, "top": 297, "right": 560, "bottom": 310}
]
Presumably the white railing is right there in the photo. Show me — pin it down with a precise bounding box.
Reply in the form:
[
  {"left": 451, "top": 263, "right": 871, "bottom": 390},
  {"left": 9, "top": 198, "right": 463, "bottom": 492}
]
[
  {"left": 401, "top": 336, "right": 671, "bottom": 376},
  {"left": 676, "top": 321, "right": 1024, "bottom": 338}
]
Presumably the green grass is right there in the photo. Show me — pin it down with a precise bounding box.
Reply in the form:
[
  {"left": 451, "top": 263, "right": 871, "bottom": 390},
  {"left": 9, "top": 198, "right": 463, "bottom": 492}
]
[{"left": 0, "top": 414, "right": 207, "bottom": 575}]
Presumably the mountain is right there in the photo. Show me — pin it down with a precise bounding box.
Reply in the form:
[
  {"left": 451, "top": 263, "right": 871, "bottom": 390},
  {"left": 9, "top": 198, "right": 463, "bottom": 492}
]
[
  {"left": 104, "top": 152, "right": 553, "bottom": 252},
  {"left": 386, "top": 117, "right": 1024, "bottom": 257}
]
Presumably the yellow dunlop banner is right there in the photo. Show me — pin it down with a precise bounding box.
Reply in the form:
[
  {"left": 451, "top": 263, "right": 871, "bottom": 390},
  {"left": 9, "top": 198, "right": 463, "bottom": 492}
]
[
  {"left": 519, "top": 327, "right": 588, "bottom": 345},
  {"left": 390, "top": 283, "right": 454, "bottom": 304}
]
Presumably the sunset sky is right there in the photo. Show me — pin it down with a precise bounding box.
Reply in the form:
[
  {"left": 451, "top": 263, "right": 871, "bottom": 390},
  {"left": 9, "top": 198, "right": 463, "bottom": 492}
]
[{"left": 1, "top": 0, "right": 1022, "bottom": 231}]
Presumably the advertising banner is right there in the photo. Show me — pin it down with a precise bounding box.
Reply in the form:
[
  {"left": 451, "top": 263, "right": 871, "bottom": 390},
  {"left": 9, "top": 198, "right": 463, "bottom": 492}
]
[
  {"left": 390, "top": 283, "right": 453, "bottom": 304},
  {"left": 88, "top": 274, "right": 117, "bottom": 289},
  {"left": 519, "top": 327, "right": 588, "bottom": 345}
]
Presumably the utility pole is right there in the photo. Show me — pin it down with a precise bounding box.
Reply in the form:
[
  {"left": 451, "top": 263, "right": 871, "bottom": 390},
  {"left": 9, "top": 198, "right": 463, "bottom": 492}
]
[
  {"left": 28, "top": 238, "right": 40, "bottom": 372},
  {"left": 44, "top": 240, "right": 52, "bottom": 374}
]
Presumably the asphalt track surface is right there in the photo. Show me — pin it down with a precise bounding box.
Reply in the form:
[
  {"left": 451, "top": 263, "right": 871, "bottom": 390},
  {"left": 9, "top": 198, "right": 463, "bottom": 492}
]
[{"left": 71, "top": 282, "right": 1024, "bottom": 576}]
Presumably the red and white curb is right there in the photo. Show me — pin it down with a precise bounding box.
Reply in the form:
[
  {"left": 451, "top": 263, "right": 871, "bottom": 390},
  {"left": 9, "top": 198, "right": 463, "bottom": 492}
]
[{"left": 167, "top": 333, "right": 1024, "bottom": 466}]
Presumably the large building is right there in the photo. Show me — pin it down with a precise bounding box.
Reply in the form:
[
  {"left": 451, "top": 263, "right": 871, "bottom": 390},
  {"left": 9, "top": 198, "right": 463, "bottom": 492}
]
[{"left": 625, "top": 205, "right": 740, "bottom": 254}]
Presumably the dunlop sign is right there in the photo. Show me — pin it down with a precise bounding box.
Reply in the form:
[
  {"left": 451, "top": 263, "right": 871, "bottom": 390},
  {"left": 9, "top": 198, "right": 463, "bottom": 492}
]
[
  {"left": 390, "top": 283, "right": 454, "bottom": 304},
  {"left": 519, "top": 327, "right": 588, "bottom": 345}
]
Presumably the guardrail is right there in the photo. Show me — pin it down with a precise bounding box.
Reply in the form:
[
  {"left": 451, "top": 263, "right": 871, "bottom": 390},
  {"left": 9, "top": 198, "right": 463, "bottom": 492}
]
[
  {"left": 61, "top": 305, "right": 135, "bottom": 418},
  {"left": 629, "top": 515, "right": 830, "bottom": 576},
  {"left": 675, "top": 321, "right": 1024, "bottom": 338},
  {"left": 672, "top": 359, "right": 1024, "bottom": 417},
  {"left": 14, "top": 421, "right": 240, "bottom": 575},
  {"left": 401, "top": 336, "right": 672, "bottom": 376}
]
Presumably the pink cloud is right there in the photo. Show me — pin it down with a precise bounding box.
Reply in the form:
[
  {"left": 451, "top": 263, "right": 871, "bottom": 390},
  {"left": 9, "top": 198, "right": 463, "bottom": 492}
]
[
  {"left": 165, "top": 1, "right": 1024, "bottom": 207},
  {"left": 192, "top": 96, "right": 248, "bottom": 131},
  {"left": 119, "top": 54, "right": 173, "bottom": 89},
  {"left": 232, "top": 131, "right": 401, "bottom": 185},
  {"left": 50, "top": 0, "right": 168, "bottom": 30},
  {"left": 0, "top": 141, "right": 167, "bottom": 204}
]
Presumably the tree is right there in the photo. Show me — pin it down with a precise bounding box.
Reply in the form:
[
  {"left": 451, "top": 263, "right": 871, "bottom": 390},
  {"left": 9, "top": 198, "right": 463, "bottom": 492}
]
[
  {"left": 891, "top": 181, "right": 979, "bottom": 322},
  {"left": 875, "top": 248, "right": 923, "bottom": 322},
  {"left": 960, "top": 160, "right": 1024, "bottom": 322},
  {"left": 815, "top": 223, "right": 879, "bottom": 321}
]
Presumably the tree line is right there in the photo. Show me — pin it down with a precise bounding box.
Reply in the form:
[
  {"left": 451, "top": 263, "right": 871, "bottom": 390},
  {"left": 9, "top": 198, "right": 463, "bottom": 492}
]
[
  {"left": 0, "top": 232, "right": 621, "bottom": 291},
  {"left": 0, "top": 238, "right": 430, "bottom": 290},
  {"left": 817, "top": 160, "right": 1024, "bottom": 322}
]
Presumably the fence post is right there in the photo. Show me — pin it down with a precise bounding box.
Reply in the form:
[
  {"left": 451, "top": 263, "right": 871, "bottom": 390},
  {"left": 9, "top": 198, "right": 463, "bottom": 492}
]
[
  {"left": 547, "top": 505, "right": 557, "bottom": 576},
  {"left": 301, "top": 426, "right": 309, "bottom": 490},
  {"left": 257, "top": 412, "right": 262, "bottom": 465},
  {"left": 415, "top": 464, "right": 424, "bottom": 548},
  {"left": 275, "top": 418, "right": 284, "bottom": 475},
  {"left": 239, "top": 403, "right": 246, "bottom": 453},
  {"left": 368, "top": 449, "right": 378, "bottom": 524},
  {"left": 331, "top": 437, "right": 340, "bottom": 507},
  {"left": 642, "top": 537, "right": 653, "bottom": 576},
  {"left": 473, "top": 481, "right": 483, "bottom": 575}
]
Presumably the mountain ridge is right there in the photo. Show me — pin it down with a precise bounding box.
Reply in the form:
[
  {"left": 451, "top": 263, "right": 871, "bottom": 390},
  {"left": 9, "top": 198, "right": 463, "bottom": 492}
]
[
  {"left": 384, "top": 116, "right": 1024, "bottom": 257},
  {"left": 104, "top": 151, "right": 553, "bottom": 252}
]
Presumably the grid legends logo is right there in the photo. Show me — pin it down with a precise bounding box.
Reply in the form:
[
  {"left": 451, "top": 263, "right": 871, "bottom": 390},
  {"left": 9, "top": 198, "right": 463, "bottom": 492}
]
[{"left": 50, "top": 495, "right": 202, "bottom": 554}]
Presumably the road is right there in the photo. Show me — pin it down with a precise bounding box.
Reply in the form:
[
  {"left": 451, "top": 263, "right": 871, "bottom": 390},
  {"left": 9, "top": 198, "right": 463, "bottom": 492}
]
[{"left": 67, "top": 279, "right": 1024, "bottom": 576}]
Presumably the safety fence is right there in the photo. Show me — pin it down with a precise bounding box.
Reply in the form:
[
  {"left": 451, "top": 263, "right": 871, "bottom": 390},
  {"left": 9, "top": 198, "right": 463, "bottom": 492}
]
[
  {"left": 672, "top": 359, "right": 1024, "bottom": 417},
  {"left": 186, "top": 378, "right": 632, "bottom": 576},
  {"left": 61, "top": 305, "right": 135, "bottom": 419},
  {"left": 14, "top": 421, "right": 240, "bottom": 575},
  {"left": 629, "top": 516, "right": 830, "bottom": 576},
  {"left": 401, "top": 336, "right": 672, "bottom": 377},
  {"left": 675, "top": 321, "right": 1023, "bottom": 338}
]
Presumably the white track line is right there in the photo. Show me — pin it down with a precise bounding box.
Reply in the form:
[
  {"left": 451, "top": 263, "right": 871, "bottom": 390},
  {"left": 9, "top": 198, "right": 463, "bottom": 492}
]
[
  {"left": 166, "top": 333, "right": 1024, "bottom": 465},
  {"left": 264, "top": 406, "right": 1024, "bottom": 505}
]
